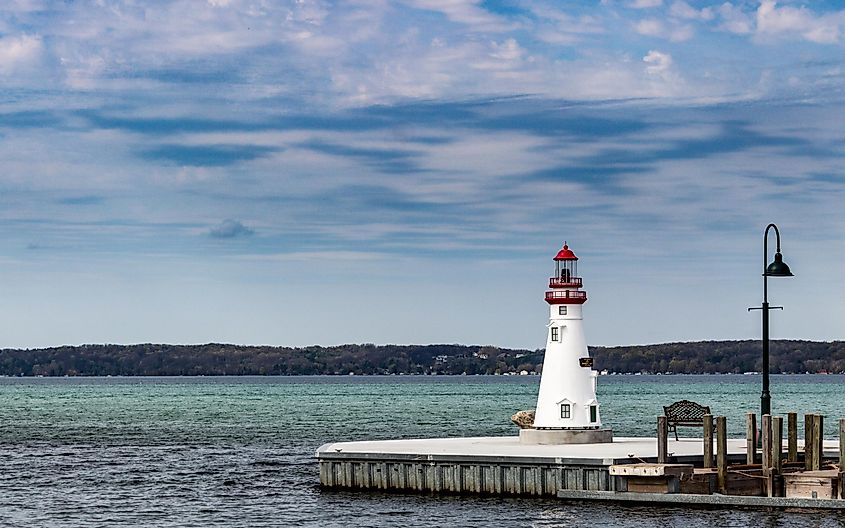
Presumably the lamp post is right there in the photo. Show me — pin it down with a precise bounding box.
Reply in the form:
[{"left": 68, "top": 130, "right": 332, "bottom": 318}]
[{"left": 748, "top": 223, "right": 793, "bottom": 419}]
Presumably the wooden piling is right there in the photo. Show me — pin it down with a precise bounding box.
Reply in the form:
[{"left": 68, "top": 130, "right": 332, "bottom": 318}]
[
  {"left": 839, "top": 418, "right": 845, "bottom": 500},
  {"left": 787, "top": 412, "right": 798, "bottom": 463},
  {"left": 746, "top": 412, "right": 757, "bottom": 465},
  {"left": 657, "top": 415, "right": 668, "bottom": 464},
  {"left": 703, "top": 414, "right": 714, "bottom": 469},
  {"left": 839, "top": 418, "right": 845, "bottom": 471},
  {"left": 716, "top": 416, "right": 727, "bottom": 494},
  {"left": 812, "top": 414, "right": 823, "bottom": 471},
  {"left": 761, "top": 415, "right": 773, "bottom": 497},
  {"left": 761, "top": 415, "right": 772, "bottom": 470},
  {"left": 772, "top": 416, "right": 783, "bottom": 474},
  {"left": 805, "top": 413, "right": 815, "bottom": 471}
]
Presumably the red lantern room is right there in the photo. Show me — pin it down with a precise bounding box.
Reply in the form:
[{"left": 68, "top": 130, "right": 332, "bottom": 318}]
[{"left": 546, "top": 242, "right": 587, "bottom": 305}]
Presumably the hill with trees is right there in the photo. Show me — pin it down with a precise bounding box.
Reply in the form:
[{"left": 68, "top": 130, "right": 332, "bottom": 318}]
[{"left": 1, "top": 340, "right": 844, "bottom": 376}]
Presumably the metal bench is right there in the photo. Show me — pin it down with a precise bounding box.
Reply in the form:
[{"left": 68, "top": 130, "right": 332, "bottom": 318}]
[{"left": 663, "top": 400, "right": 711, "bottom": 440}]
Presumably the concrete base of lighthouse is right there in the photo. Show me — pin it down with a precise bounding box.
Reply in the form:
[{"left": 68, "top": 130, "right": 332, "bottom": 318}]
[{"left": 519, "top": 428, "right": 614, "bottom": 445}]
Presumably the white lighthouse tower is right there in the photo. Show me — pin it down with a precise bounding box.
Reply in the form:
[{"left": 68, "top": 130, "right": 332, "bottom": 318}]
[{"left": 520, "top": 242, "right": 613, "bottom": 445}]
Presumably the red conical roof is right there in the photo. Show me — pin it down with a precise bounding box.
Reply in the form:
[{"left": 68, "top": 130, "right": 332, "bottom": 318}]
[{"left": 553, "top": 243, "right": 578, "bottom": 261}]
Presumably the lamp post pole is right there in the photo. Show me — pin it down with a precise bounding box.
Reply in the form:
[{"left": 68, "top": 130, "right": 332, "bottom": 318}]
[
  {"left": 761, "top": 298, "right": 771, "bottom": 417},
  {"left": 751, "top": 223, "right": 793, "bottom": 420}
]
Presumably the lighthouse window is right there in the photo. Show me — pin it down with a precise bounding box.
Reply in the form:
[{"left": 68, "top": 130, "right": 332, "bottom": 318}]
[
  {"left": 589, "top": 405, "right": 598, "bottom": 423},
  {"left": 560, "top": 404, "right": 571, "bottom": 419},
  {"left": 558, "top": 306, "right": 567, "bottom": 316},
  {"left": 551, "top": 327, "right": 559, "bottom": 341}
]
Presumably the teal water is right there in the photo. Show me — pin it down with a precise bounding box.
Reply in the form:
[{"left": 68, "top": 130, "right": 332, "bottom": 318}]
[{"left": 0, "top": 375, "right": 843, "bottom": 527}]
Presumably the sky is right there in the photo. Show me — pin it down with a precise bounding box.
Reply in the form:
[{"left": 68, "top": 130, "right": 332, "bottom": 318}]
[{"left": 1, "top": 0, "right": 844, "bottom": 350}]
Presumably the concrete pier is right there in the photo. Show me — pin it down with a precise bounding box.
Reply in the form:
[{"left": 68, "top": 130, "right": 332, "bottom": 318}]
[
  {"left": 317, "top": 436, "right": 756, "bottom": 496},
  {"left": 519, "top": 428, "right": 613, "bottom": 445}
]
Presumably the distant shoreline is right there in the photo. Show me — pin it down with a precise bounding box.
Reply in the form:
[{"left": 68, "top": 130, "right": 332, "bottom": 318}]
[
  {"left": 2, "top": 373, "right": 843, "bottom": 380},
  {"left": 1, "top": 340, "right": 843, "bottom": 377}
]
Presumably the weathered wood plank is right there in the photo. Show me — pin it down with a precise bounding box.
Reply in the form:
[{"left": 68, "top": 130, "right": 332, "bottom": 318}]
[
  {"left": 840, "top": 418, "right": 845, "bottom": 472},
  {"left": 746, "top": 412, "right": 757, "bottom": 465},
  {"left": 772, "top": 416, "right": 783, "bottom": 475},
  {"left": 805, "top": 413, "right": 815, "bottom": 471},
  {"left": 762, "top": 415, "right": 772, "bottom": 472},
  {"left": 840, "top": 418, "right": 845, "bottom": 500},
  {"left": 787, "top": 412, "right": 798, "bottom": 463},
  {"left": 784, "top": 470, "right": 839, "bottom": 500},
  {"left": 761, "top": 415, "right": 773, "bottom": 497},
  {"left": 812, "top": 414, "right": 824, "bottom": 471},
  {"left": 703, "top": 414, "right": 714, "bottom": 469},
  {"left": 657, "top": 415, "right": 668, "bottom": 464},
  {"left": 717, "top": 416, "right": 727, "bottom": 494}
]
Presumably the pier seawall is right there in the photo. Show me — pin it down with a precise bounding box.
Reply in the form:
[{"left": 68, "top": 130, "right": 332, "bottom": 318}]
[{"left": 316, "top": 436, "right": 750, "bottom": 497}]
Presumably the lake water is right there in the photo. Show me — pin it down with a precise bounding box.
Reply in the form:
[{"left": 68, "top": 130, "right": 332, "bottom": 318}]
[{"left": 1, "top": 374, "right": 844, "bottom": 527}]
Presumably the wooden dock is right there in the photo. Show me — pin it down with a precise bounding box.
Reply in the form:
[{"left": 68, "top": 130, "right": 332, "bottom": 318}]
[{"left": 556, "top": 490, "right": 845, "bottom": 509}]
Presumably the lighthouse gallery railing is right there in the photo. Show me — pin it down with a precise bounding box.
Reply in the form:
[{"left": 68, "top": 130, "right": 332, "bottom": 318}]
[
  {"left": 544, "top": 290, "right": 587, "bottom": 302},
  {"left": 548, "top": 277, "right": 583, "bottom": 289}
]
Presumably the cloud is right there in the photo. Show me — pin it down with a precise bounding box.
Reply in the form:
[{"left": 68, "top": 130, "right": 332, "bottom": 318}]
[
  {"left": 4, "top": 0, "right": 46, "bottom": 13},
  {"left": 629, "top": 0, "right": 662, "bottom": 8},
  {"left": 209, "top": 219, "right": 254, "bottom": 239},
  {"left": 717, "top": 3, "right": 754, "bottom": 35},
  {"left": 405, "top": 0, "right": 512, "bottom": 31},
  {"left": 634, "top": 18, "right": 694, "bottom": 41},
  {"left": 669, "top": 1, "right": 713, "bottom": 21},
  {"left": 489, "top": 38, "right": 524, "bottom": 61},
  {"left": 635, "top": 18, "right": 663, "bottom": 37},
  {"left": 643, "top": 50, "right": 673, "bottom": 75},
  {"left": 0, "top": 34, "right": 43, "bottom": 75},
  {"left": 0, "top": 0, "right": 835, "bottom": 107},
  {"left": 756, "top": 0, "right": 841, "bottom": 44},
  {"left": 1, "top": 1, "right": 845, "bottom": 351},
  {"left": 525, "top": 4, "right": 605, "bottom": 45}
]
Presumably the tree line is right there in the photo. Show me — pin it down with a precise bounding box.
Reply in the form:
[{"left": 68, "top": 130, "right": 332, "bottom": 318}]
[{"left": 0, "top": 340, "right": 843, "bottom": 376}]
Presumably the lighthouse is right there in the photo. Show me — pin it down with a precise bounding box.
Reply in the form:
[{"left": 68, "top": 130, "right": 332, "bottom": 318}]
[{"left": 520, "top": 242, "right": 613, "bottom": 445}]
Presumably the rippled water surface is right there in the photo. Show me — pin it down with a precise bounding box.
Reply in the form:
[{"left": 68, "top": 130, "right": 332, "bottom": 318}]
[{"left": 1, "top": 375, "right": 844, "bottom": 527}]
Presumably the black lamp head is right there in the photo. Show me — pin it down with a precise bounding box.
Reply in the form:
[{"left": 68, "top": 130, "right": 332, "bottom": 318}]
[{"left": 765, "top": 251, "right": 793, "bottom": 277}]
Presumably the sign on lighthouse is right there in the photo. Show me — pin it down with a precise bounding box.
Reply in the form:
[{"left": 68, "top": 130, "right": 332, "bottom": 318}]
[{"left": 520, "top": 242, "right": 614, "bottom": 445}]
